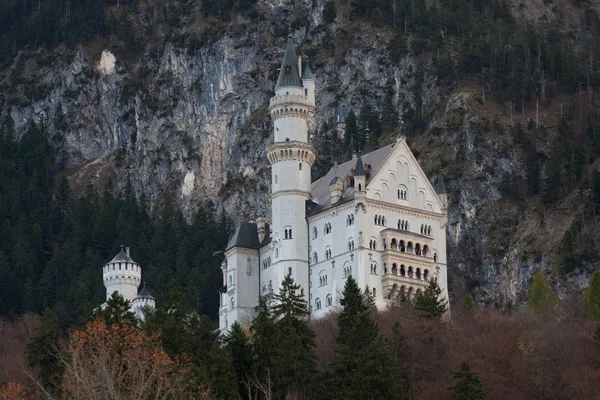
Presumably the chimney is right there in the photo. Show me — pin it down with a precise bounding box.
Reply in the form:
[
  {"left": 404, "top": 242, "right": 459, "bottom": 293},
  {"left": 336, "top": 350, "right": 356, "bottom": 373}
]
[
  {"left": 297, "top": 56, "right": 302, "bottom": 78},
  {"left": 125, "top": 247, "right": 130, "bottom": 257}
]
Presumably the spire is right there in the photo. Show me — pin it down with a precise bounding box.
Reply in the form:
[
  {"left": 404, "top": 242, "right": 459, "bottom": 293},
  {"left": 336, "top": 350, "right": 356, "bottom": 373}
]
[
  {"left": 275, "top": 35, "right": 303, "bottom": 89},
  {"left": 435, "top": 176, "right": 447, "bottom": 194},
  {"left": 301, "top": 60, "right": 313, "bottom": 80},
  {"left": 396, "top": 117, "right": 406, "bottom": 143},
  {"left": 333, "top": 161, "right": 338, "bottom": 179},
  {"left": 354, "top": 155, "right": 366, "bottom": 176}
]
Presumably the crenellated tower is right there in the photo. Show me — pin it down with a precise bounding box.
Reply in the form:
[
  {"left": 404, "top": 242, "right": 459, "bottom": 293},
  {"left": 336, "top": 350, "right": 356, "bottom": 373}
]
[
  {"left": 103, "top": 246, "right": 141, "bottom": 302},
  {"left": 266, "top": 35, "right": 316, "bottom": 299}
]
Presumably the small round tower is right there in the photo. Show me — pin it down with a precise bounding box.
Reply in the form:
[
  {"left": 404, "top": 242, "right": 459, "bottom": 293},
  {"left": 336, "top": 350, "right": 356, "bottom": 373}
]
[
  {"left": 103, "top": 246, "right": 141, "bottom": 303},
  {"left": 133, "top": 282, "right": 155, "bottom": 318}
]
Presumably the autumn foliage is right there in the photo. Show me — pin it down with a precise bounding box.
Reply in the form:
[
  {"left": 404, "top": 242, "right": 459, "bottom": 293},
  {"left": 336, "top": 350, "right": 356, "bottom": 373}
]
[
  {"left": 60, "top": 319, "right": 209, "bottom": 400},
  {"left": 0, "top": 382, "right": 30, "bottom": 400}
]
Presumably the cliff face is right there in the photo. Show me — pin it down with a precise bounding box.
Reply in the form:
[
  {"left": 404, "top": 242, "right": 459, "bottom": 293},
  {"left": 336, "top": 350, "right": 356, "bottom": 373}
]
[{"left": 1, "top": 0, "right": 598, "bottom": 307}]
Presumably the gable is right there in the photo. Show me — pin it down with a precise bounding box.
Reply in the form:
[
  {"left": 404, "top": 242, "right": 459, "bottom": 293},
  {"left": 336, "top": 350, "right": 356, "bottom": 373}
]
[{"left": 366, "top": 138, "right": 444, "bottom": 213}]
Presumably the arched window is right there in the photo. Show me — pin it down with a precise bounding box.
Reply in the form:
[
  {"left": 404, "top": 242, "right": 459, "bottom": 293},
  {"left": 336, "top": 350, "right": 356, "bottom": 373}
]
[
  {"left": 275, "top": 248, "right": 279, "bottom": 258},
  {"left": 312, "top": 226, "right": 318, "bottom": 239},
  {"left": 228, "top": 275, "right": 232, "bottom": 286},
  {"left": 312, "top": 252, "right": 318, "bottom": 264},
  {"left": 326, "top": 294, "right": 332, "bottom": 307},
  {"left": 288, "top": 267, "right": 293, "bottom": 276},
  {"left": 358, "top": 183, "right": 362, "bottom": 191},
  {"left": 230, "top": 298, "right": 235, "bottom": 309},
  {"left": 372, "top": 288, "right": 376, "bottom": 298},
  {"left": 319, "top": 270, "right": 327, "bottom": 286},
  {"left": 315, "top": 298, "right": 322, "bottom": 310},
  {"left": 275, "top": 175, "right": 278, "bottom": 184},
  {"left": 434, "top": 253, "right": 438, "bottom": 262},
  {"left": 299, "top": 163, "right": 302, "bottom": 171},
  {"left": 284, "top": 227, "right": 293, "bottom": 240},
  {"left": 348, "top": 240, "right": 355, "bottom": 251}
]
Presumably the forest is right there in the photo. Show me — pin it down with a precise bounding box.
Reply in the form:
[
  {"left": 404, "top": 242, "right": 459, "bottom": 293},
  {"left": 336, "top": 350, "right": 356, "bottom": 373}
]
[{"left": 1, "top": 273, "right": 600, "bottom": 399}]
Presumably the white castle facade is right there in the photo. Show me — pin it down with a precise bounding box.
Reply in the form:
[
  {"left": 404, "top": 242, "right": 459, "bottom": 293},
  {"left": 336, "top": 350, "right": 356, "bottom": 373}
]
[
  {"left": 219, "top": 37, "right": 449, "bottom": 331},
  {"left": 101, "top": 246, "right": 155, "bottom": 319}
]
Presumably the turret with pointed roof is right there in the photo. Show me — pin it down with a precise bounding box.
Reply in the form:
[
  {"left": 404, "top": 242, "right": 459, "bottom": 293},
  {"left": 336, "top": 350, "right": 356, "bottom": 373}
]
[{"left": 276, "top": 35, "right": 303, "bottom": 90}]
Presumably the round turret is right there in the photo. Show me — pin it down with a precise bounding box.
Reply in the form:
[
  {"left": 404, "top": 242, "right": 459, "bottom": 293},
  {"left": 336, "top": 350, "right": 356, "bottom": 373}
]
[
  {"left": 133, "top": 282, "right": 155, "bottom": 319},
  {"left": 103, "top": 246, "right": 142, "bottom": 302}
]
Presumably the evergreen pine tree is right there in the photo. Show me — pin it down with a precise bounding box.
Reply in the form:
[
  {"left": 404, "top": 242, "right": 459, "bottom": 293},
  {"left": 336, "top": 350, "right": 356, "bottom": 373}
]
[
  {"left": 413, "top": 279, "right": 447, "bottom": 319},
  {"left": 583, "top": 270, "right": 600, "bottom": 320},
  {"left": 93, "top": 291, "right": 137, "bottom": 326},
  {"left": 344, "top": 111, "right": 359, "bottom": 154},
  {"left": 224, "top": 322, "right": 254, "bottom": 399},
  {"left": 526, "top": 271, "right": 558, "bottom": 313},
  {"left": 324, "top": 276, "right": 403, "bottom": 400},
  {"left": 26, "top": 309, "right": 63, "bottom": 394},
  {"left": 250, "top": 296, "right": 279, "bottom": 395},
  {"left": 449, "top": 360, "right": 487, "bottom": 400},
  {"left": 271, "top": 276, "right": 316, "bottom": 398}
]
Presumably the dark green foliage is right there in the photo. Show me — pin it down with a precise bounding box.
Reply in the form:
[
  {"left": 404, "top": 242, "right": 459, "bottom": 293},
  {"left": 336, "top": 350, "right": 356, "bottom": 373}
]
[
  {"left": 414, "top": 279, "right": 448, "bottom": 319},
  {"left": 0, "top": 121, "right": 230, "bottom": 326},
  {"left": 26, "top": 309, "right": 63, "bottom": 394},
  {"left": 224, "top": 322, "right": 254, "bottom": 399},
  {"left": 344, "top": 110, "right": 359, "bottom": 155},
  {"left": 271, "top": 276, "right": 316, "bottom": 398},
  {"left": 143, "top": 280, "right": 237, "bottom": 399},
  {"left": 449, "top": 360, "right": 487, "bottom": 400},
  {"left": 595, "top": 322, "right": 600, "bottom": 341},
  {"left": 321, "top": 276, "right": 403, "bottom": 400},
  {"left": 323, "top": 1, "right": 337, "bottom": 23},
  {"left": 526, "top": 271, "right": 558, "bottom": 313},
  {"left": 93, "top": 291, "right": 137, "bottom": 326}
]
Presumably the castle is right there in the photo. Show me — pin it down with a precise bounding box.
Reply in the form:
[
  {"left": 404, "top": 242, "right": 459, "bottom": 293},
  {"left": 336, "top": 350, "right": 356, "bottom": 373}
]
[
  {"left": 101, "top": 246, "right": 155, "bottom": 319},
  {"left": 219, "top": 37, "right": 449, "bottom": 331}
]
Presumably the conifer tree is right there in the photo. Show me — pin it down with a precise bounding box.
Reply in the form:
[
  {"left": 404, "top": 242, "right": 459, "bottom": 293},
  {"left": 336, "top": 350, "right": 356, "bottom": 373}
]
[
  {"left": 271, "top": 276, "right": 316, "bottom": 398},
  {"left": 583, "top": 270, "right": 600, "bottom": 320},
  {"left": 526, "top": 271, "right": 558, "bottom": 313},
  {"left": 250, "top": 296, "right": 279, "bottom": 394},
  {"left": 324, "top": 276, "right": 403, "bottom": 400},
  {"left": 414, "top": 279, "right": 447, "bottom": 319},
  {"left": 224, "top": 322, "right": 254, "bottom": 399},
  {"left": 26, "top": 309, "right": 63, "bottom": 394},
  {"left": 449, "top": 360, "right": 487, "bottom": 400},
  {"left": 93, "top": 291, "right": 137, "bottom": 327}
]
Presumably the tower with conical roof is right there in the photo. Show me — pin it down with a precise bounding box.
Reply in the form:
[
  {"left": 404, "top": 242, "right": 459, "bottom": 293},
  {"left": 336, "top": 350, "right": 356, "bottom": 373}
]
[
  {"left": 103, "top": 246, "right": 142, "bottom": 303},
  {"left": 266, "top": 35, "right": 316, "bottom": 299}
]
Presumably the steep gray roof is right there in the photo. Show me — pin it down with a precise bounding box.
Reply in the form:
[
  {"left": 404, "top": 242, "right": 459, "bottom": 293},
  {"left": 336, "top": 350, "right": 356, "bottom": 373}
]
[
  {"left": 137, "top": 283, "right": 154, "bottom": 299},
  {"left": 354, "top": 155, "right": 366, "bottom": 176},
  {"left": 309, "top": 143, "right": 396, "bottom": 216},
  {"left": 302, "top": 62, "right": 313, "bottom": 79},
  {"left": 109, "top": 248, "right": 135, "bottom": 264},
  {"left": 226, "top": 222, "right": 261, "bottom": 251},
  {"left": 275, "top": 36, "right": 303, "bottom": 89}
]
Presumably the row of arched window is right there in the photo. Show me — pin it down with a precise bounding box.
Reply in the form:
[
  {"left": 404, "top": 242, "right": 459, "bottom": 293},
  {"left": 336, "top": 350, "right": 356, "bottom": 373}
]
[
  {"left": 387, "top": 284, "right": 424, "bottom": 300},
  {"left": 398, "top": 219, "right": 409, "bottom": 231},
  {"left": 370, "top": 263, "right": 377, "bottom": 274},
  {"left": 374, "top": 214, "right": 386, "bottom": 226},
  {"left": 314, "top": 294, "right": 333, "bottom": 311},
  {"left": 346, "top": 214, "right": 355, "bottom": 226},
  {"left": 397, "top": 188, "right": 408, "bottom": 200},
  {"left": 385, "top": 263, "right": 430, "bottom": 281},
  {"left": 343, "top": 265, "right": 352, "bottom": 277},
  {"left": 386, "top": 239, "right": 431, "bottom": 257},
  {"left": 319, "top": 272, "right": 328, "bottom": 286},
  {"left": 261, "top": 257, "right": 272, "bottom": 270},
  {"left": 421, "top": 224, "right": 432, "bottom": 236}
]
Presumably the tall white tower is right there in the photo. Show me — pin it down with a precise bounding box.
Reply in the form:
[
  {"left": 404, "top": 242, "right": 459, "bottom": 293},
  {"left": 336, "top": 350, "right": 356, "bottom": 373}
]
[
  {"left": 266, "top": 35, "right": 316, "bottom": 299},
  {"left": 102, "top": 246, "right": 141, "bottom": 303}
]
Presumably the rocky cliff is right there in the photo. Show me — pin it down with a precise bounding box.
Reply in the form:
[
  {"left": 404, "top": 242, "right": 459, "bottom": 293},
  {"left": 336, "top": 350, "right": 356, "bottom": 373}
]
[{"left": 2, "top": 0, "right": 599, "bottom": 308}]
